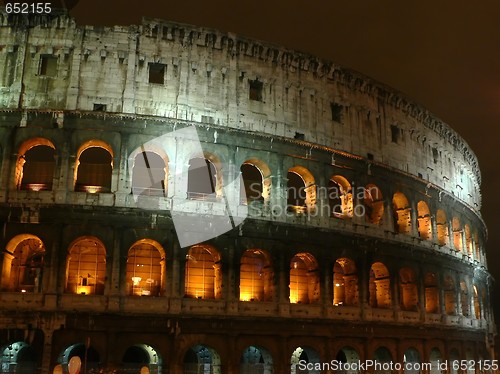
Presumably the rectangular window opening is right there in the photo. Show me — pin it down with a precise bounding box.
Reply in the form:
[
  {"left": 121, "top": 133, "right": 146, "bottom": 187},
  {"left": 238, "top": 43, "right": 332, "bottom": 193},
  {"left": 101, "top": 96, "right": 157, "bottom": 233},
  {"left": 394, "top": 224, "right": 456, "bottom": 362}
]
[
  {"left": 93, "top": 103, "right": 107, "bottom": 112},
  {"left": 39, "top": 55, "right": 57, "bottom": 77},
  {"left": 249, "top": 79, "right": 263, "bottom": 101},
  {"left": 391, "top": 125, "right": 399, "bottom": 143},
  {"left": 148, "top": 63, "right": 166, "bottom": 84},
  {"left": 330, "top": 102, "right": 343, "bottom": 123}
]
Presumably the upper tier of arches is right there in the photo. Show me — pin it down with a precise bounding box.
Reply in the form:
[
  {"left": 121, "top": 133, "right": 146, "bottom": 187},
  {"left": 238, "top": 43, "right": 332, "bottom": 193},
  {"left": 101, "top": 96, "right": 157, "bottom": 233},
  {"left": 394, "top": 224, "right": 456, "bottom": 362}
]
[{"left": 0, "top": 14, "right": 481, "bottom": 209}]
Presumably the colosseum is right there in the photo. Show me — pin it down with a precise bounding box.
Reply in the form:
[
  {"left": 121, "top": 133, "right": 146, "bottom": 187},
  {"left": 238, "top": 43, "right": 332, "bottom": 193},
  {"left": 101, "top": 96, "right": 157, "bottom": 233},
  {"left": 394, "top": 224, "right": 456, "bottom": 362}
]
[{"left": 0, "top": 9, "right": 495, "bottom": 374}]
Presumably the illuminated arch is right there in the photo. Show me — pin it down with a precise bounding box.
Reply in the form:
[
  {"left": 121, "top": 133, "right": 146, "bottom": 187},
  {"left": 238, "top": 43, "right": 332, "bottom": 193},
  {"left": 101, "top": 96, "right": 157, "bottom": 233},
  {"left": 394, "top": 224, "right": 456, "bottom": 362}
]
[
  {"left": 333, "top": 258, "right": 358, "bottom": 306},
  {"left": 417, "top": 201, "right": 432, "bottom": 240},
  {"left": 126, "top": 239, "right": 166, "bottom": 296},
  {"left": 399, "top": 267, "right": 418, "bottom": 311},
  {"left": 240, "top": 345, "right": 273, "bottom": 374},
  {"left": 15, "top": 138, "right": 56, "bottom": 190},
  {"left": 460, "top": 280, "right": 470, "bottom": 317},
  {"left": 2, "top": 234, "right": 45, "bottom": 292},
  {"left": 239, "top": 249, "right": 273, "bottom": 302},
  {"left": 436, "top": 209, "right": 449, "bottom": 246},
  {"left": 130, "top": 150, "right": 168, "bottom": 197},
  {"left": 328, "top": 175, "right": 353, "bottom": 218},
  {"left": 363, "top": 184, "right": 384, "bottom": 225},
  {"left": 464, "top": 224, "right": 473, "bottom": 256},
  {"left": 65, "top": 236, "right": 107, "bottom": 295},
  {"left": 121, "top": 343, "right": 162, "bottom": 373},
  {"left": 74, "top": 140, "right": 114, "bottom": 193},
  {"left": 444, "top": 276, "right": 457, "bottom": 315},
  {"left": 369, "top": 262, "right": 391, "bottom": 309},
  {"left": 183, "top": 344, "right": 221, "bottom": 374},
  {"left": 287, "top": 166, "right": 316, "bottom": 213},
  {"left": 290, "top": 346, "right": 321, "bottom": 374},
  {"left": 289, "top": 252, "right": 320, "bottom": 304},
  {"left": 424, "top": 272, "right": 439, "bottom": 313},
  {"left": 452, "top": 217, "right": 462, "bottom": 252},
  {"left": 185, "top": 244, "right": 222, "bottom": 299},
  {"left": 392, "top": 192, "right": 411, "bottom": 234},
  {"left": 240, "top": 159, "right": 271, "bottom": 204}
]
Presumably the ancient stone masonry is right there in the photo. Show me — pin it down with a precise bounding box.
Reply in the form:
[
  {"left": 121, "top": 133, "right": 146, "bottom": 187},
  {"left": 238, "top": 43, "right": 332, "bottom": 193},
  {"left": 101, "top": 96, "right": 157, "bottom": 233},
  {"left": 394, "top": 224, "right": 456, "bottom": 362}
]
[{"left": 0, "top": 11, "right": 494, "bottom": 374}]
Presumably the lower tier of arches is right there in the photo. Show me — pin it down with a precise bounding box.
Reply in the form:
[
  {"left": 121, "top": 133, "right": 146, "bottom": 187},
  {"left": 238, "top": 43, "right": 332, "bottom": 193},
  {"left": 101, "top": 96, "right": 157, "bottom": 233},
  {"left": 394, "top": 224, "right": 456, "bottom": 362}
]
[{"left": 0, "top": 313, "right": 494, "bottom": 374}]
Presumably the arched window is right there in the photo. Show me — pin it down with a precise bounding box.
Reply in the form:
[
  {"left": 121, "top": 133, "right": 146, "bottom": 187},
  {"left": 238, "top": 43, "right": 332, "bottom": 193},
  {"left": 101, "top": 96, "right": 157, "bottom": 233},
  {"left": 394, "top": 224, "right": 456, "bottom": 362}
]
[
  {"left": 187, "top": 157, "right": 218, "bottom": 200},
  {"left": 464, "top": 224, "right": 473, "bottom": 256},
  {"left": 429, "top": 348, "right": 443, "bottom": 374},
  {"left": 289, "top": 253, "right": 319, "bottom": 304},
  {"left": 56, "top": 343, "right": 101, "bottom": 373},
  {"left": 240, "top": 346, "right": 273, "bottom": 374},
  {"left": 404, "top": 348, "right": 421, "bottom": 374},
  {"left": 417, "top": 201, "right": 432, "bottom": 240},
  {"left": 0, "top": 342, "right": 38, "bottom": 373},
  {"left": 399, "top": 267, "right": 418, "bottom": 311},
  {"left": 436, "top": 210, "right": 449, "bottom": 246},
  {"left": 126, "top": 240, "right": 165, "bottom": 296},
  {"left": 333, "top": 258, "right": 358, "bottom": 306},
  {"left": 373, "top": 347, "right": 393, "bottom": 374},
  {"left": 290, "top": 346, "right": 321, "bottom": 374},
  {"left": 424, "top": 272, "right": 439, "bottom": 313},
  {"left": 328, "top": 175, "right": 353, "bottom": 218},
  {"left": 460, "top": 280, "right": 470, "bottom": 317},
  {"left": 392, "top": 192, "right": 411, "bottom": 234},
  {"left": 66, "top": 237, "right": 106, "bottom": 295},
  {"left": 363, "top": 184, "right": 384, "bottom": 225},
  {"left": 75, "top": 143, "right": 113, "bottom": 193},
  {"left": 335, "top": 347, "right": 360, "bottom": 374},
  {"left": 184, "top": 345, "right": 221, "bottom": 374},
  {"left": 2, "top": 234, "right": 45, "bottom": 292},
  {"left": 452, "top": 217, "right": 462, "bottom": 252},
  {"left": 131, "top": 151, "right": 167, "bottom": 197},
  {"left": 474, "top": 232, "right": 481, "bottom": 261},
  {"left": 121, "top": 344, "right": 162, "bottom": 373},
  {"left": 473, "top": 285, "right": 481, "bottom": 319},
  {"left": 287, "top": 166, "right": 316, "bottom": 214},
  {"left": 444, "top": 276, "right": 457, "bottom": 315},
  {"left": 185, "top": 245, "right": 221, "bottom": 299},
  {"left": 369, "top": 262, "right": 391, "bottom": 309},
  {"left": 239, "top": 249, "right": 273, "bottom": 301},
  {"left": 240, "top": 163, "right": 263, "bottom": 204},
  {"left": 15, "top": 138, "right": 56, "bottom": 191}
]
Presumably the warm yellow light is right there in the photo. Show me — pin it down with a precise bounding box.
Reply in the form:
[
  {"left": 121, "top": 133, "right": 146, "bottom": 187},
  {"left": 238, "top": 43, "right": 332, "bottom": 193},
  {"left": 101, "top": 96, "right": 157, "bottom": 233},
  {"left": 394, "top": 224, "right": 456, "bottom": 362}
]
[
  {"left": 76, "top": 286, "right": 92, "bottom": 295},
  {"left": 21, "top": 289, "right": 26, "bottom": 293},
  {"left": 131, "top": 276, "right": 142, "bottom": 286}
]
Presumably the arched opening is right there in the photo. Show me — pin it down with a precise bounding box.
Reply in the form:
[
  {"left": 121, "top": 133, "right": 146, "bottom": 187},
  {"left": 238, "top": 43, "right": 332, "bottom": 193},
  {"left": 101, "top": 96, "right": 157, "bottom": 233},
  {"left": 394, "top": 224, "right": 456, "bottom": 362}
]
[
  {"left": 444, "top": 276, "right": 457, "bottom": 315},
  {"left": 290, "top": 346, "right": 321, "bottom": 374},
  {"left": 464, "top": 224, "right": 473, "bottom": 256},
  {"left": 417, "top": 201, "right": 432, "bottom": 240},
  {"left": 65, "top": 237, "right": 106, "bottom": 295},
  {"left": 126, "top": 239, "right": 165, "bottom": 296},
  {"left": 75, "top": 143, "right": 113, "bottom": 193},
  {"left": 399, "top": 268, "right": 418, "bottom": 311},
  {"left": 15, "top": 138, "right": 56, "bottom": 191},
  {"left": 392, "top": 192, "right": 411, "bottom": 234},
  {"left": 473, "top": 285, "right": 481, "bottom": 319},
  {"left": 183, "top": 345, "right": 221, "bottom": 374},
  {"left": 333, "top": 258, "right": 358, "bottom": 306},
  {"left": 328, "top": 175, "right": 353, "bottom": 218},
  {"left": 429, "top": 348, "right": 442, "bottom": 374},
  {"left": 185, "top": 245, "right": 222, "bottom": 299},
  {"left": 287, "top": 166, "right": 316, "bottom": 214},
  {"left": 369, "top": 262, "right": 391, "bottom": 309},
  {"left": 424, "top": 272, "right": 439, "bottom": 314},
  {"left": 132, "top": 151, "right": 167, "bottom": 197},
  {"left": 18, "top": 144, "right": 56, "bottom": 191},
  {"left": 239, "top": 249, "right": 273, "bottom": 302},
  {"left": 187, "top": 157, "right": 218, "bottom": 201},
  {"left": 449, "top": 349, "right": 460, "bottom": 374},
  {"left": 57, "top": 343, "right": 100, "bottom": 373},
  {"left": 240, "top": 346, "right": 273, "bottom": 374},
  {"left": 240, "top": 161, "right": 269, "bottom": 205},
  {"left": 363, "top": 184, "right": 384, "bottom": 225},
  {"left": 404, "top": 348, "right": 420, "bottom": 374},
  {"left": 0, "top": 342, "right": 38, "bottom": 373},
  {"left": 436, "top": 210, "right": 449, "bottom": 246},
  {"left": 373, "top": 347, "right": 392, "bottom": 374},
  {"left": 122, "top": 344, "right": 162, "bottom": 374},
  {"left": 474, "top": 232, "right": 481, "bottom": 261},
  {"left": 335, "top": 347, "right": 360, "bottom": 374},
  {"left": 460, "top": 281, "right": 470, "bottom": 317},
  {"left": 289, "top": 253, "right": 319, "bottom": 304},
  {"left": 452, "top": 217, "right": 462, "bottom": 252},
  {"left": 2, "top": 234, "right": 45, "bottom": 292}
]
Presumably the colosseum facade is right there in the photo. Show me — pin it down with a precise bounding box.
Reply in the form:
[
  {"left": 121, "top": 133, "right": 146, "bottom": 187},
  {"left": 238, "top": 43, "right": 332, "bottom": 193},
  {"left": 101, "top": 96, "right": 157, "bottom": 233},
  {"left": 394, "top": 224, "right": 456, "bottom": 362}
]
[{"left": 0, "top": 10, "right": 495, "bottom": 374}]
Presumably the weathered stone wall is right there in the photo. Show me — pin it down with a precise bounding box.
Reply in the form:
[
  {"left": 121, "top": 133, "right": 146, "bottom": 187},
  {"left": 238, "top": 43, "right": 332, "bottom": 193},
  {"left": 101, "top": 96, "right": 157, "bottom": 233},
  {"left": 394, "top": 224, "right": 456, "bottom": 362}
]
[{"left": 0, "top": 13, "right": 482, "bottom": 210}]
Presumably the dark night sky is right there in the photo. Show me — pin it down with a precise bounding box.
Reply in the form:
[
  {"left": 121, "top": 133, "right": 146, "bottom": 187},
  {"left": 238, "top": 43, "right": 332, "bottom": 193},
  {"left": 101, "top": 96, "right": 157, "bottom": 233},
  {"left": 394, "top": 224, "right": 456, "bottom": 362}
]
[{"left": 68, "top": 0, "right": 500, "bottom": 321}]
